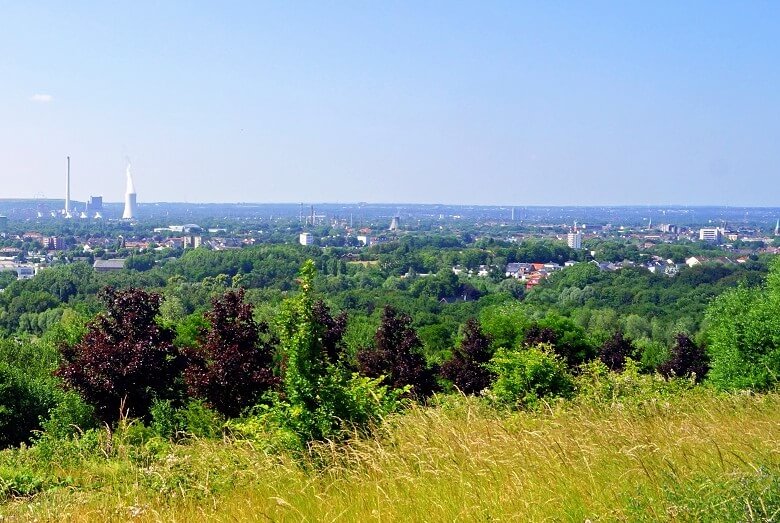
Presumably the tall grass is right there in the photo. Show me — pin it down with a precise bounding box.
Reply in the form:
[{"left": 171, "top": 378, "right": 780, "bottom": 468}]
[{"left": 2, "top": 390, "right": 779, "bottom": 521}]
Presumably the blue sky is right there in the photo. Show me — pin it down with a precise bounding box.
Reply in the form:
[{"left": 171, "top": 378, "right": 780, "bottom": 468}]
[{"left": 1, "top": 2, "right": 778, "bottom": 205}]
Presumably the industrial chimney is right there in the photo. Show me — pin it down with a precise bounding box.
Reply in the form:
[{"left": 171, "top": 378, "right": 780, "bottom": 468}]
[{"left": 64, "top": 156, "right": 71, "bottom": 218}]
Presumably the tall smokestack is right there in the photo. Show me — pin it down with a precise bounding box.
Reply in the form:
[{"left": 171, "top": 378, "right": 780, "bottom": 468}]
[
  {"left": 122, "top": 161, "right": 138, "bottom": 220},
  {"left": 65, "top": 156, "right": 71, "bottom": 217}
]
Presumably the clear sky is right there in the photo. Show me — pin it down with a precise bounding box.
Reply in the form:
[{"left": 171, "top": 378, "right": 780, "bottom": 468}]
[{"left": 1, "top": 2, "right": 778, "bottom": 205}]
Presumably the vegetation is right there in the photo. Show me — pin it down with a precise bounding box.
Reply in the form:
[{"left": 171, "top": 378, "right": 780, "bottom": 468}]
[
  {"left": 357, "top": 305, "right": 439, "bottom": 399},
  {"left": 1, "top": 235, "right": 779, "bottom": 519},
  {"left": 705, "top": 258, "right": 780, "bottom": 390},
  {"left": 56, "top": 287, "right": 182, "bottom": 423},
  {"left": 1, "top": 388, "right": 779, "bottom": 521},
  {"left": 184, "top": 289, "right": 278, "bottom": 417},
  {"left": 440, "top": 318, "right": 494, "bottom": 394}
]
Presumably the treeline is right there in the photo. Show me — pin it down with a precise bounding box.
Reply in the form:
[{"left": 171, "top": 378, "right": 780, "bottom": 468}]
[
  {"left": 3, "top": 256, "right": 780, "bottom": 450},
  {"left": 0, "top": 241, "right": 771, "bottom": 396}
]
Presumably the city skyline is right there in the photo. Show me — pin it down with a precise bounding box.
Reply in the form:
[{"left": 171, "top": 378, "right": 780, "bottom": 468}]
[{"left": 2, "top": 2, "right": 778, "bottom": 205}]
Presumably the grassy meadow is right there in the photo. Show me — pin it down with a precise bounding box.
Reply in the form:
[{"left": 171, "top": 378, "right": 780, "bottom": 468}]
[{"left": 1, "top": 388, "right": 779, "bottom": 522}]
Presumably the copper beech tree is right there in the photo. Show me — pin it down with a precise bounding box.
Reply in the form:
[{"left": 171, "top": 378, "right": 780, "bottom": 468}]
[
  {"left": 184, "top": 289, "right": 278, "bottom": 417},
  {"left": 56, "top": 287, "right": 183, "bottom": 423},
  {"left": 440, "top": 318, "right": 494, "bottom": 395},
  {"left": 357, "top": 305, "right": 439, "bottom": 399}
]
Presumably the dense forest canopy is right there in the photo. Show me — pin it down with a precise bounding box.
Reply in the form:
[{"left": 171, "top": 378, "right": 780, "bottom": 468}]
[{"left": 0, "top": 235, "right": 775, "bottom": 449}]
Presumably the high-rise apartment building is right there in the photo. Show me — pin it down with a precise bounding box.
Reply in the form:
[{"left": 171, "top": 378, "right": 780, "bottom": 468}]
[{"left": 567, "top": 231, "right": 582, "bottom": 249}]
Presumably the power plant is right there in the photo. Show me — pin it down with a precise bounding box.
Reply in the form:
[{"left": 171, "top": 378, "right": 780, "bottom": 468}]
[
  {"left": 62, "top": 156, "right": 106, "bottom": 219},
  {"left": 122, "top": 162, "right": 138, "bottom": 220},
  {"left": 58, "top": 156, "right": 139, "bottom": 220},
  {"left": 87, "top": 196, "right": 103, "bottom": 219}
]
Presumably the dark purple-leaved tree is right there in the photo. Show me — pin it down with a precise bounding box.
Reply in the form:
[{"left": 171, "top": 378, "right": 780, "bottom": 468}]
[
  {"left": 598, "top": 331, "right": 635, "bottom": 372},
  {"left": 523, "top": 325, "right": 558, "bottom": 347},
  {"left": 185, "top": 289, "right": 279, "bottom": 417},
  {"left": 357, "top": 305, "right": 439, "bottom": 398},
  {"left": 313, "top": 300, "right": 348, "bottom": 365},
  {"left": 658, "top": 333, "right": 709, "bottom": 382},
  {"left": 440, "top": 318, "right": 494, "bottom": 394},
  {"left": 57, "top": 287, "right": 182, "bottom": 423}
]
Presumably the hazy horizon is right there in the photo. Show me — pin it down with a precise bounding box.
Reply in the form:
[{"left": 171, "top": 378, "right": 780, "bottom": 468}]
[{"left": 2, "top": 2, "right": 778, "bottom": 206}]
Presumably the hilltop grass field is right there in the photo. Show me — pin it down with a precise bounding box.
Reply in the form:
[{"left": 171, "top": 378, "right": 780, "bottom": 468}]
[{"left": 2, "top": 388, "right": 778, "bottom": 522}]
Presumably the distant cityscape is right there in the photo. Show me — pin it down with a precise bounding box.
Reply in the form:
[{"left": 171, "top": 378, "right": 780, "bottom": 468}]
[
  {"left": 0, "top": 158, "right": 778, "bottom": 286},
  {"left": 1, "top": 191, "right": 779, "bottom": 287}
]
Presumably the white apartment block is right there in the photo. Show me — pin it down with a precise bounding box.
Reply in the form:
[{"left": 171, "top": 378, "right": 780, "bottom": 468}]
[
  {"left": 299, "top": 232, "right": 314, "bottom": 246},
  {"left": 699, "top": 227, "right": 723, "bottom": 242},
  {"left": 567, "top": 231, "right": 583, "bottom": 249}
]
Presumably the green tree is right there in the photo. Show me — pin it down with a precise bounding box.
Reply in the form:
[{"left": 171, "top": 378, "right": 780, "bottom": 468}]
[
  {"left": 0, "top": 363, "right": 57, "bottom": 447},
  {"left": 276, "top": 260, "right": 400, "bottom": 443},
  {"left": 705, "top": 260, "right": 780, "bottom": 390},
  {"left": 489, "top": 344, "right": 573, "bottom": 408}
]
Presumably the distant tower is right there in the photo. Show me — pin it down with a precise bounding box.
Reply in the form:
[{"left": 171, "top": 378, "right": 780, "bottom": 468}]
[
  {"left": 775, "top": 219, "right": 780, "bottom": 236},
  {"left": 389, "top": 213, "right": 400, "bottom": 231},
  {"left": 122, "top": 163, "right": 138, "bottom": 220},
  {"left": 567, "top": 221, "right": 582, "bottom": 249},
  {"left": 64, "top": 156, "right": 72, "bottom": 218}
]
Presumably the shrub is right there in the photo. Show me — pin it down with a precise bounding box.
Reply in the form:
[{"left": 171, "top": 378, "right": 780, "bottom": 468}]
[
  {"left": 440, "top": 318, "right": 494, "bottom": 394},
  {"left": 634, "top": 337, "right": 669, "bottom": 372},
  {"left": 56, "top": 287, "right": 183, "bottom": 423},
  {"left": 0, "top": 466, "right": 61, "bottom": 500},
  {"left": 704, "top": 261, "right": 780, "bottom": 390},
  {"left": 38, "top": 390, "right": 97, "bottom": 441},
  {"left": 150, "top": 399, "right": 224, "bottom": 440},
  {"left": 573, "top": 359, "right": 696, "bottom": 407},
  {"left": 598, "top": 331, "right": 635, "bottom": 372},
  {"left": 275, "top": 261, "right": 402, "bottom": 445},
  {"left": 184, "top": 289, "right": 279, "bottom": 417},
  {"left": 488, "top": 344, "right": 573, "bottom": 408},
  {"left": 357, "top": 305, "right": 439, "bottom": 399},
  {"left": 0, "top": 363, "right": 57, "bottom": 448},
  {"left": 658, "top": 333, "right": 709, "bottom": 382}
]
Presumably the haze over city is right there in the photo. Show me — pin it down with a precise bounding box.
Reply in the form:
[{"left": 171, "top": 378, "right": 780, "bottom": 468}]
[{"left": 2, "top": 2, "right": 778, "bottom": 205}]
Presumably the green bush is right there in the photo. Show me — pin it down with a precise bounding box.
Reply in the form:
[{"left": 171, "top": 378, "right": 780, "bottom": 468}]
[
  {"left": 488, "top": 344, "right": 573, "bottom": 408},
  {"left": 39, "top": 390, "right": 97, "bottom": 440},
  {"left": 0, "top": 466, "right": 62, "bottom": 500},
  {"left": 150, "top": 399, "right": 224, "bottom": 440},
  {"left": 273, "top": 261, "right": 404, "bottom": 447},
  {"left": 705, "top": 259, "right": 780, "bottom": 391},
  {"left": 227, "top": 371, "right": 402, "bottom": 453},
  {"left": 572, "top": 359, "right": 696, "bottom": 407},
  {"left": 0, "top": 363, "right": 58, "bottom": 448}
]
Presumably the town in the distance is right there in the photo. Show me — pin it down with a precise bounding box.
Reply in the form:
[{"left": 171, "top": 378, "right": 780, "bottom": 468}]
[{"left": 0, "top": 158, "right": 779, "bottom": 289}]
